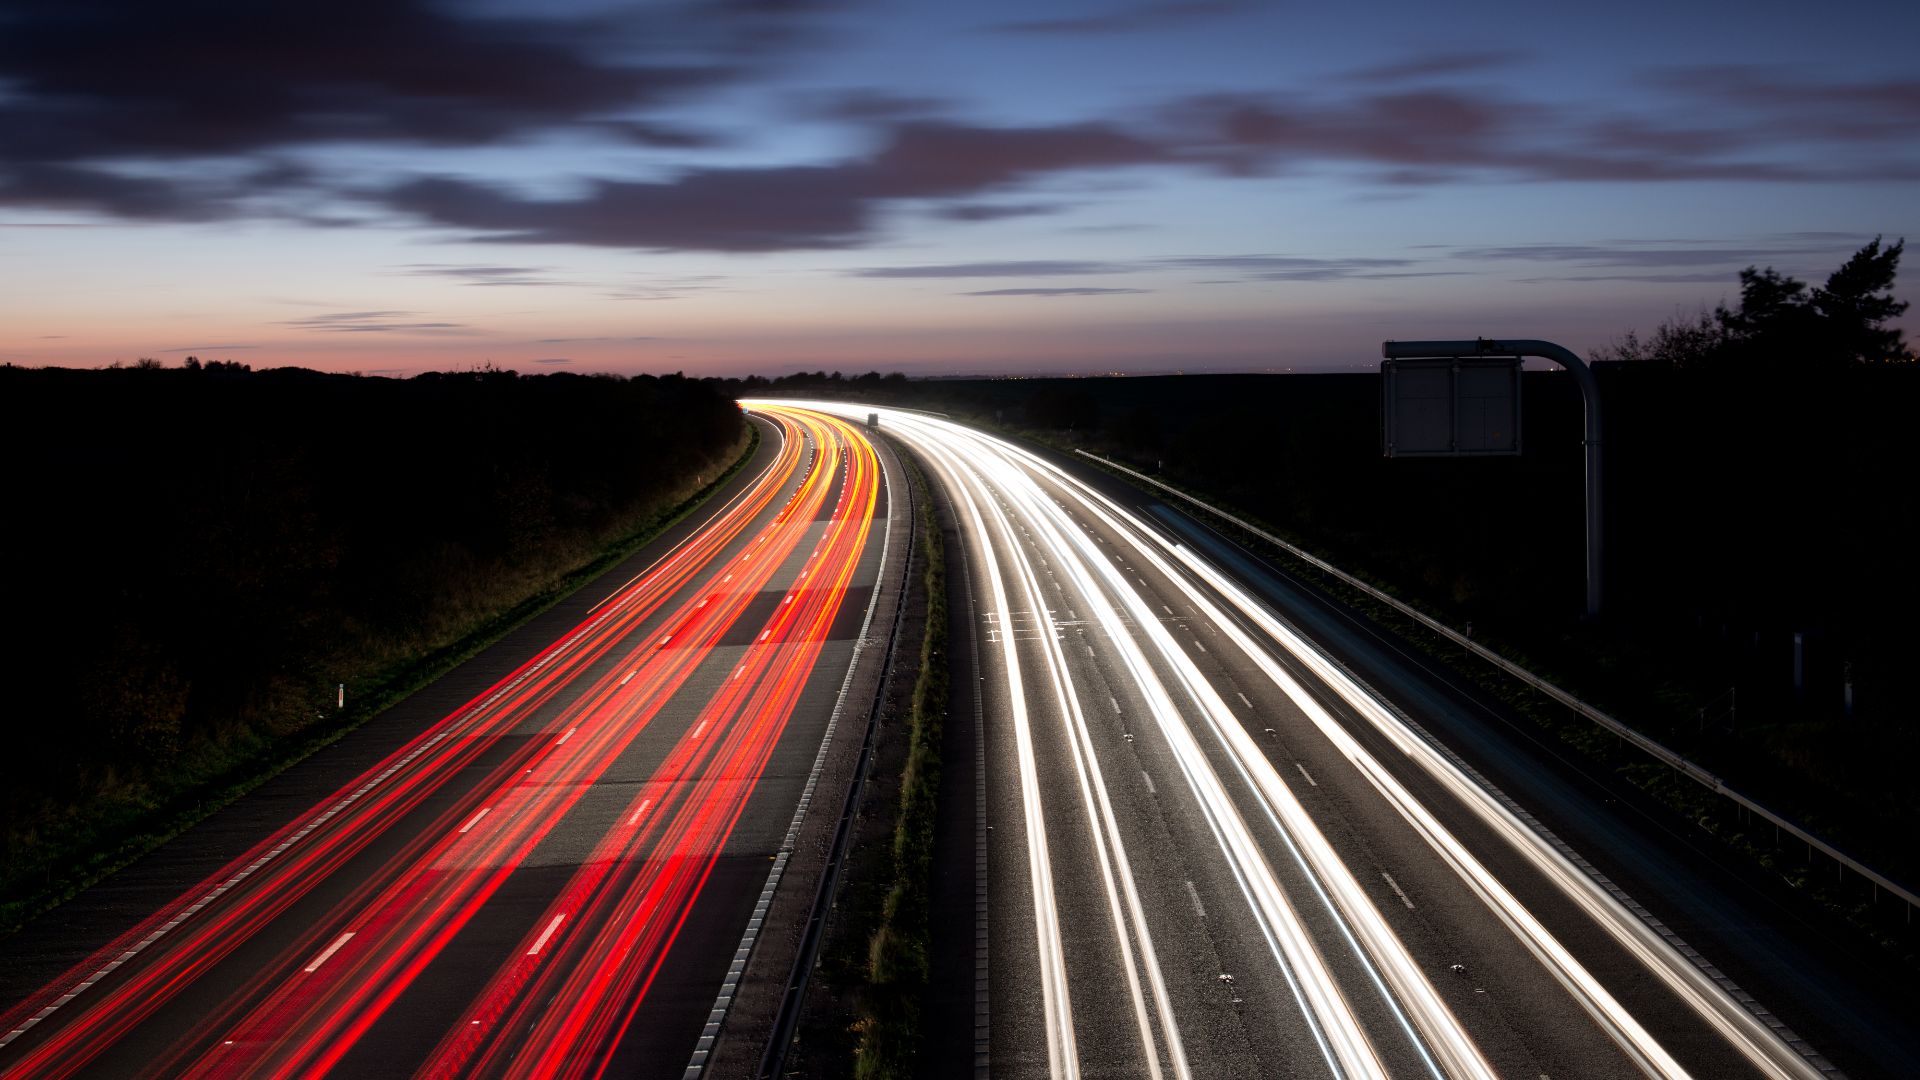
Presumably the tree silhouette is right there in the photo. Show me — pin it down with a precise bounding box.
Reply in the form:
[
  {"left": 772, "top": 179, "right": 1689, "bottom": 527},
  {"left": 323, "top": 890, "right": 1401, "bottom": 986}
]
[
  {"left": 1714, "top": 236, "right": 1908, "bottom": 370},
  {"left": 1811, "top": 237, "right": 1909, "bottom": 365},
  {"left": 1599, "top": 238, "right": 1909, "bottom": 371}
]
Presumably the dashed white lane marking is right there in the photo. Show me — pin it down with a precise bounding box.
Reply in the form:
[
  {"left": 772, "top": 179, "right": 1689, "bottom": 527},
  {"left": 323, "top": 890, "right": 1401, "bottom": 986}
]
[
  {"left": 759, "top": 630, "right": 770, "bottom": 641},
  {"left": 1109, "top": 695, "right": 1121, "bottom": 715},
  {"left": 1162, "top": 604, "right": 1173, "bottom": 615},
  {"left": 528, "top": 914, "right": 567, "bottom": 956},
  {"left": 1382, "top": 872, "right": 1416, "bottom": 910},
  {"left": 458, "top": 807, "right": 491, "bottom": 834},
  {"left": 1193, "top": 640, "right": 1207, "bottom": 653},
  {"left": 1141, "top": 771, "right": 1156, "bottom": 795},
  {"left": 303, "top": 932, "right": 355, "bottom": 974},
  {"left": 1183, "top": 881, "right": 1207, "bottom": 919},
  {"left": 555, "top": 726, "right": 577, "bottom": 746},
  {"left": 1236, "top": 691, "right": 1253, "bottom": 709},
  {"left": 659, "top": 635, "right": 673, "bottom": 646},
  {"left": 693, "top": 720, "right": 710, "bottom": 739},
  {"left": 620, "top": 669, "right": 637, "bottom": 686},
  {"left": 1295, "top": 763, "right": 1318, "bottom": 787},
  {"left": 1084, "top": 645, "right": 1095, "bottom": 657},
  {"left": 628, "top": 799, "right": 653, "bottom": 825},
  {"left": 0, "top": 725, "right": 458, "bottom": 1047}
]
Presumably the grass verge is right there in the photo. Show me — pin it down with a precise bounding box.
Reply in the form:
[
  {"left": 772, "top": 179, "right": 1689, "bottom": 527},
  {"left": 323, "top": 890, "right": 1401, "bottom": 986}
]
[
  {"left": 0, "top": 423, "right": 759, "bottom": 939},
  {"left": 850, "top": 451, "right": 948, "bottom": 1079}
]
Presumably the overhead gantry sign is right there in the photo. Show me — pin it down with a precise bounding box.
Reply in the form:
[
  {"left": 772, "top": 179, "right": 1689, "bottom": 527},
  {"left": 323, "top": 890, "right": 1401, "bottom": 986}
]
[{"left": 1381, "top": 338, "right": 1605, "bottom": 619}]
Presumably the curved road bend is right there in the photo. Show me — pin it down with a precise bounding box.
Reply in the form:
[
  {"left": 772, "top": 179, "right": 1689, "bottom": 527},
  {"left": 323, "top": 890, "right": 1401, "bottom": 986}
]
[
  {"left": 0, "top": 406, "right": 892, "bottom": 1079},
  {"left": 777, "top": 400, "right": 1837, "bottom": 1080}
]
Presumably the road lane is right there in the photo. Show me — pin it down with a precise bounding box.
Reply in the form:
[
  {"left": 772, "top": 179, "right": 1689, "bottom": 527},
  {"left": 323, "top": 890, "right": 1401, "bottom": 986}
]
[
  {"left": 0, "top": 407, "right": 891, "bottom": 1079},
  {"left": 775, "top": 400, "right": 1824, "bottom": 1080}
]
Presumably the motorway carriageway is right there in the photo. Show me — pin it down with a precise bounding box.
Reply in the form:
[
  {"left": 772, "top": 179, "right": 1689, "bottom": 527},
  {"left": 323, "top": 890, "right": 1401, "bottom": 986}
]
[
  {"left": 771, "top": 400, "right": 1829, "bottom": 1080},
  {"left": 0, "top": 406, "right": 886, "bottom": 1079}
]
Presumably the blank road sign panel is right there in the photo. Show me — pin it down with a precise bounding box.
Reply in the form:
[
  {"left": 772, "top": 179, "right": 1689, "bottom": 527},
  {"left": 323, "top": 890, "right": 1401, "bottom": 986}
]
[
  {"left": 1381, "top": 357, "right": 1521, "bottom": 457},
  {"left": 1392, "top": 365, "right": 1452, "bottom": 454}
]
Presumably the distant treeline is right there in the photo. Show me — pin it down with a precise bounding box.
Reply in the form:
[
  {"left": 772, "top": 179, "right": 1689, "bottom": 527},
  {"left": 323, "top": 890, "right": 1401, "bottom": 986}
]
[{"left": 0, "top": 364, "right": 744, "bottom": 897}]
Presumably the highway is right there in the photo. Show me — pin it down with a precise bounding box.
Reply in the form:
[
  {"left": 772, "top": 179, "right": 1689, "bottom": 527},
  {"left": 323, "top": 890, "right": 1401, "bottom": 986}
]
[
  {"left": 0, "top": 406, "right": 894, "bottom": 1079},
  {"left": 770, "top": 401, "right": 1833, "bottom": 1080}
]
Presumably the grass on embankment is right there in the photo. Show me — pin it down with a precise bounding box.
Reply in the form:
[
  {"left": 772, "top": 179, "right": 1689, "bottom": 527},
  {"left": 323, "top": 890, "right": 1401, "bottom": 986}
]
[
  {"left": 0, "top": 423, "right": 758, "bottom": 939},
  {"left": 850, "top": 451, "right": 949, "bottom": 1080}
]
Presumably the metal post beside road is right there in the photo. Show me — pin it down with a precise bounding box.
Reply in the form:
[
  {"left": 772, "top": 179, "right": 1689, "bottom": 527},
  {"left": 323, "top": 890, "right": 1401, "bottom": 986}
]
[{"left": 1383, "top": 338, "right": 1605, "bottom": 619}]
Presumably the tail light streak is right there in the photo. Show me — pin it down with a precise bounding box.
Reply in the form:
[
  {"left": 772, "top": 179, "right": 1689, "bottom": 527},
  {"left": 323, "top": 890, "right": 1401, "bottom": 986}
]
[{"left": 0, "top": 409, "right": 884, "bottom": 1079}]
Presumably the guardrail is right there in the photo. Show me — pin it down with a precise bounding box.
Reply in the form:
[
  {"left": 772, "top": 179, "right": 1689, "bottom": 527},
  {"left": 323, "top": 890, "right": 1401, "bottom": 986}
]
[{"left": 1076, "top": 449, "right": 1917, "bottom": 922}]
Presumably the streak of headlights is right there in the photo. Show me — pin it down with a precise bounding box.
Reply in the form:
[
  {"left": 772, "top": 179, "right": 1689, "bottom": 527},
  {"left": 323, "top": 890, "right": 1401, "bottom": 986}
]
[
  {"left": 768, "top": 402, "right": 1489, "bottom": 1080},
  {"left": 997, "top": 427, "right": 1821, "bottom": 1080}
]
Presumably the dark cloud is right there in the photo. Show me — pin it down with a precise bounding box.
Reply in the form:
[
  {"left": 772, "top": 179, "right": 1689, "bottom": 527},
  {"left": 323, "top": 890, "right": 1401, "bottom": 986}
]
[
  {"left": 160, "top": 344, "right": 259, "bottom": 351},
  {"left": 6, "top": 3, "right": 1915, "bottom": 248},
  {"left": 400, "top": 263, "right": 577, "bottom": 287},
  {"left": 385, "top": 121, "right": 1168, "bottom": 251},
  {"left": 537, "top": 336, "right": 663, "bottom": 344},
  {"left": 1512, "top": 273, "right": 1737, "bottom": 284},
  {"left": 1451, "top": 242, "right": 1842, "bottom": 267},
  {"left": 797, "top": 90, "right": 956, "bottom": 121},
  {"left": 962, "top": 287, "right": 1151, "bottom": 296},
  {"left": 1654, "top": 67, "right": 1920, "bottom": 142},
  {"left": 852, "top": 260, "right": 1129, "bottom": 278},
  {"left": 931, "top": 202, "right": 1063, "bottom": 222},
  {"left": 283, "top": 310, "right": 468, "bottom": 333},
  {"left": 992, "top": 0, "right": 1250, "bottom": 35},
  {"left": 1159, "top": 254, "right": 1419, "bottom": 280},
  {"left": 0, "top": 162, "right": 261, "bottom": 220},
  {"left": 531, "top": 357, "right": 575, "bottom": 365},
  {"left": 1342, "top": 50, "right": 1528, "bottom": 83},
  {"left": 1167, "top": 87, "right": 1914, "bottom": 183},
  {"left": 0, "top": 0, "right": 818, "bottom": 216},
  {"left": 0, "top": 0, "right": 787, "bottom": 161}
]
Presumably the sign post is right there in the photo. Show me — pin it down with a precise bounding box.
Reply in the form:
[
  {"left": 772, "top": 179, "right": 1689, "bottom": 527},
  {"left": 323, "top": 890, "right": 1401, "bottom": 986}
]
[{"left": 1382, "top": 337, "right": 1604, "bottom": 618}]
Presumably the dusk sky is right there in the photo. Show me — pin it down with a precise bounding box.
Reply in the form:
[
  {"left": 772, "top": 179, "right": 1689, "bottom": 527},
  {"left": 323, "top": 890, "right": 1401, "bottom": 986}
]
[{"left": 2, "top": 0, "right": 1915, "bottom": 377}]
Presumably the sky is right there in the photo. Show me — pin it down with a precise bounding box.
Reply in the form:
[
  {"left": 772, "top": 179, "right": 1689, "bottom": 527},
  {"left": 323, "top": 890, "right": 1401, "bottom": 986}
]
[{"left": 1, "top": 0, "right": 1916, "bottom": 377}]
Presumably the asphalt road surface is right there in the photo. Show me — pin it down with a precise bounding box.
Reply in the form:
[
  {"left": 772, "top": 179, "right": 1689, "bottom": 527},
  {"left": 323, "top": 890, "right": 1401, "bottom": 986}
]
[
  {"left": 776, "top": 400, "right": 1840, "bottom": 1080},
  {"left": 0, "top": 406, "right": 891, "bottom": 1079}
]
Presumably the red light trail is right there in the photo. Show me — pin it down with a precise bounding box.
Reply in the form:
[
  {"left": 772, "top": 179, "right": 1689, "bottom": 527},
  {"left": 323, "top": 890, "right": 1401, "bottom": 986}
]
[{"left": 0, "top": 406, "right": 883, "bottom": 1079}]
